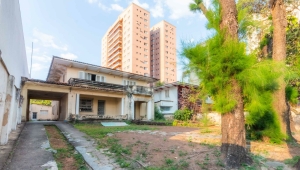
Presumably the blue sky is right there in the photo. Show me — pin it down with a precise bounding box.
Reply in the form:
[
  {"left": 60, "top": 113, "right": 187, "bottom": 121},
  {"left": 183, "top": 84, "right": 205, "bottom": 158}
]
[{"left": 20, "top": 0, "right": 210, "bottom": 81}]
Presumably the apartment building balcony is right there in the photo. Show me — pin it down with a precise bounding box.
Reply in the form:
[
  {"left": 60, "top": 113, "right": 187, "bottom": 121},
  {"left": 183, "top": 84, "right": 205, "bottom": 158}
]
[
  {"left": 108, "top": 39, "right": 122, "bottom": 52},
  {"left": 108, "top": 57, "right": 121, "bottom": 67},
  {"left": 108, "top": 29, "right": 122, "bottom": 40},
  {"left": 108, "top": 32, "right": 122, "bottom": 44},
  {"left": 108, "top": 51, "right": 121, "bottom": 61},
  {"left": 109, "top": 21, "right": 122, "bottom": 35},
  {"left": 108, "top": 29, "right": 122, "bottom": 42},
  {"left": 111, "top": 62, "right": 121, "bottom": 69},
  {"left": 108, "top": 37, "right": 122, "bottom": 49},
  {"left": 108, "top": 45, "right": 122, "bottom": 56}
]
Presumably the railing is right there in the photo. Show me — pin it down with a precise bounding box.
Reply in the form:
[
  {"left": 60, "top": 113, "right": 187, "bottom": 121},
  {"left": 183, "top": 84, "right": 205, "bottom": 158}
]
[
  {"left": 108, "top": 50, "right": 121, "bottom": 61},
  {"left": 108, "top": 39, "right": 122, "bottom": 52},
  {"left": 108, "top": 45, "right": 121, "bottom": 55},
  {"left": 68, "top": 78, "right": 153, "bottom": 95},
  {"left": 111, "top": 62, "right": 121, "bottom": 69},
  {"left": 68, "top": 78, "right": 125, "bottom": 91},
  {"left": 108, "top": 57, "right": 121, "bottom": 67},
  {"left": 125, "top": 85, "right": 153, "bottom": 95}
]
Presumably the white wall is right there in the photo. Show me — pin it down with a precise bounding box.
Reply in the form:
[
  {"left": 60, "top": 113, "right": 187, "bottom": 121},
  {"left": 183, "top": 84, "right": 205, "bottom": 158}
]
[
  {"left": 0, "top": 0, "right": 29, "bottom": 144},
  {"left": 154, "top": 86, "right": 178, "bottom": 114},
  {"left": 0, "top": 0, "right": 29, "bottom": 86}
]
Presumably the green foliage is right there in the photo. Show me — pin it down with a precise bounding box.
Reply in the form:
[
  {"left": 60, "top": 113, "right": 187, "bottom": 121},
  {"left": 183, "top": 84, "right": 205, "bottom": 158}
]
[
  {"left": 286, "top": 86, "right": 299, "bottom": 104},
  {"left": 30, "top": 99, "right": 52, "bottom": 106},
  {"left": 174, "top": 108, "right": 193, "bottom": 121},
  {"left": 155, "top": 81, "right": 165, "bottom": 87},
  {"left": 154, "top": 106, "right": 165, "bottom": 120},
  {"left": 182, "top": 0, "right": 284, "bottom": 142},
  {"left": 284, "top": 156, "right": 300, "bottom": 166}
]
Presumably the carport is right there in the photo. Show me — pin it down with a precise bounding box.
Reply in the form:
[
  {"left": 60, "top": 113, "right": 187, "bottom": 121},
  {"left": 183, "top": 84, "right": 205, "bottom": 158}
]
[{"left": 26, "top": 90, "right": 68, "bottom": 121}]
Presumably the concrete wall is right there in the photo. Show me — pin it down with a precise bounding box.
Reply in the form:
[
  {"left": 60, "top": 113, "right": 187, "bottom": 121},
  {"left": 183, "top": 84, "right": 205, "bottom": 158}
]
[
  {"left": 59, "top": 94, "right": 68, "bottom": 121},
  {"left": 154, "top": 86, "right": 178, "bottom": 114},
  {"left": 0, "top": 0, "right": 29, "bottom": 145},
  {"left": 29, "top": 104, "right": 59, "bottom": 121}
]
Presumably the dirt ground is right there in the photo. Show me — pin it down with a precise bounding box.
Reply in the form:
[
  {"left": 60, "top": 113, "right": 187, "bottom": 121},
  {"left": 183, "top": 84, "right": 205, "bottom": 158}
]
[
  {"left": 110, "top": 125, "right": 300, "bottom": 169},
  {"left": 45, "top": 126, "right": 78, "bottom": 170}
]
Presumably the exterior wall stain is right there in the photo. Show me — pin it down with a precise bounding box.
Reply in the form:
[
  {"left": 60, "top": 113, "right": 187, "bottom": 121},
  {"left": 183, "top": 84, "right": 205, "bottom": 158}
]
[{"left": 2, "top": 94, "right": 11, "bottom": 126}]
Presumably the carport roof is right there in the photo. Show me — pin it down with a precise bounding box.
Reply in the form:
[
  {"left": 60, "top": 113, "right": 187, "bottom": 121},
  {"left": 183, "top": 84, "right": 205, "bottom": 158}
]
[{"left": 46, "top": 56, "right": 159, "bottom": 83}]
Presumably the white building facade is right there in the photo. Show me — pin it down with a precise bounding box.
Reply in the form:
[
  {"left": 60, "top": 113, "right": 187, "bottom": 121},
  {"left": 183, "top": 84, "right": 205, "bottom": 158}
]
[{"left": 0, "top": 0, "right": 29, "bottom": 144}]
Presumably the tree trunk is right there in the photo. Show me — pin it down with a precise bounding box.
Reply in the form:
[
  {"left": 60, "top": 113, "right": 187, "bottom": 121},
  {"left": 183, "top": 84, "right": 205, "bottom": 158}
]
[
  {"left": 271, "top": 0, "right": 293, "bottom": 140},
  {"left": 198, "top": 3, "right": 208, "bottom": 19},
  {"left": 219, "top": 0, "right": 251, "bottom": 168}
]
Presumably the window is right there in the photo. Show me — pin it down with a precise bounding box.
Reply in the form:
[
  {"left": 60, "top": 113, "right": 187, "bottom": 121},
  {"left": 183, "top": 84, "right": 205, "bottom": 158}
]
[
  {"left": 165, "top": 90, "right": 169, "bottom": 98},
  {"left": 160, "top": 106, "right": 171, "bottom": 112},
  {"left": 40, "top": 110, "right": 48, "bottom": 115},
  {"left": 80, "top": 99, "right": 93, "bottom": 112},
  {"left": 96, "top": 75, "right": 105, "bottom": 82}
]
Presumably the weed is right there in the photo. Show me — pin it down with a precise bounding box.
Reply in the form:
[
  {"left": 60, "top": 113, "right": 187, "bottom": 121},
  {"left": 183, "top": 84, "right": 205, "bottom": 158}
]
[
  {"left": 179, "top": 159, "right": 189, "bottom": 168},
  {"left": 178, "top": 150, "right": 188, "bottom": 157},
  {"left": 165, "top": 158, "right": 174, "bottom": 165},
  {"left": 170, "top": 149, "right": 175, "bottom": 154},
  {"left": 284, "top": 156, "right": 300, "bottom": 166}
]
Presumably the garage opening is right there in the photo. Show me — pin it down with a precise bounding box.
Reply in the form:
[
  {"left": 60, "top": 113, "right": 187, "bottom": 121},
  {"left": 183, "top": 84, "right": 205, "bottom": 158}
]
[{"left": 26, "top": 90, "right": 68, "bottom": 121}]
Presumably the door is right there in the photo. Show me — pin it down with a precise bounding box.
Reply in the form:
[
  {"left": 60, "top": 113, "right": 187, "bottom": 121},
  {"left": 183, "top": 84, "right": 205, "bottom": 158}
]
[
  {"left": 98, "top": 100, "right": 105, "bottom": 115},
  {"left": 32, "top": 112, "right": 37, "bottom": 120}
]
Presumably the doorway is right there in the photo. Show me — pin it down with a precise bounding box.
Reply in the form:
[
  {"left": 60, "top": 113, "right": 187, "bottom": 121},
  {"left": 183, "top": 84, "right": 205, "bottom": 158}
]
[
  {"left": 32, "top": 112, "right": 37, "bottom": 120},
  {"left": 98, "top": 100, "right": 105, "bottom": 115}
]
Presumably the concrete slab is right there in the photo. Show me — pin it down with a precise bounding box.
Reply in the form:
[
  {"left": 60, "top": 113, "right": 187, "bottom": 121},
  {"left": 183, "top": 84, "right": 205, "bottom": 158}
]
[
  {"left": 101, "top": 122, "right": 128, "bottom": 127},
  {"left": 3, "top": 122, "right": 57, "bottom": 170},
  {"left": 0, "top": 123, "right": 24, "bottom": 169}
]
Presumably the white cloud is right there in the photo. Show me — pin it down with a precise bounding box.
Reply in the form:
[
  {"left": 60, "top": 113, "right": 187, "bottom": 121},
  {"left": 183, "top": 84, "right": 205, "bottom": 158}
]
[
  {"left": 131, "top": 0, "right": 149, "bottom": 9},
  {"left": 150, "top": 0, "right": 164, "bottom": 18},
  {"left": 61, "top": 53, "right": 78, "bottom": 60},
  {"left": 98, "top": 2, "right": 110, "bottom": 11},
  {"left": 111, "top": 4, "right": 124, "bottom": 11},
  {"left": 32, "top": 63, "right": 48, "bottom": 72},
  {"left": 88, "top": 0, "right": 98, "bottom": 4},
  {"left": 33, "top": 29, "right": 68, "bottom": 51},
  {"left": 32, "top": 55, "right": 52, "bottom": 63},
  {"left": 164, "top": 0, "right": 195, "bottom": 19}
]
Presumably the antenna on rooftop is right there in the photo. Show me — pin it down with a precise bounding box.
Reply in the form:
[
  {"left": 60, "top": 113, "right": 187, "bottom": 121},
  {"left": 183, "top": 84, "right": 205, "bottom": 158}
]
[{"left": 30, "top": 42, "right": 33, "bottom": 78}]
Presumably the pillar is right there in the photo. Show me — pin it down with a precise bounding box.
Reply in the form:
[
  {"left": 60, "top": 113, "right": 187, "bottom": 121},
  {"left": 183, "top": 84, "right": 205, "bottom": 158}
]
[
  {"left": 147, "top": 100, "right": 153, "bottom": 120},
  {"left": 1, "top": 75, "right": 14, "bottom": 145},
  {"left": 121, "top": 97, "right": 124, "bottom": 115},
  {"left": 75, "top": 93, "right": 80, "bottom": 115}
]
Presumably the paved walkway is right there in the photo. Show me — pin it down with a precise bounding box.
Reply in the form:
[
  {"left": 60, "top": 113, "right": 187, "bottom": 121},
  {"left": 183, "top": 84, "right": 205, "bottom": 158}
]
[
  {"left": 3, "top": 122, "right": 57, "bottom": 170},
  {"left": 0, "top": 123, "right": 24, "bottom": 169},
  {"left": 3, "top": 121, "right": 121, "bottom": 170}
]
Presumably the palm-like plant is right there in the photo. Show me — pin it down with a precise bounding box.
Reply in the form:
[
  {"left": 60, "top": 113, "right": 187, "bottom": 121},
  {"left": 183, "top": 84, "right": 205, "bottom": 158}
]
[{"left": 189, "top": 0, "right": 208, "bottom": 18}]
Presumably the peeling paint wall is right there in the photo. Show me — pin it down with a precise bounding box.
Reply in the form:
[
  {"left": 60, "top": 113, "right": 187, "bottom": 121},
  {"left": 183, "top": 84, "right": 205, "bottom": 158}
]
[{"left": 0, "top": 0, "right": 29, "bottom": 145}]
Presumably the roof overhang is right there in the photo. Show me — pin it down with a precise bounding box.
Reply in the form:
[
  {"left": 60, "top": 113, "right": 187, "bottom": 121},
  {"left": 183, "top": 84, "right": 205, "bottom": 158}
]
[{"left": 47, "top": 56, "right": 159, "bottom": 83}]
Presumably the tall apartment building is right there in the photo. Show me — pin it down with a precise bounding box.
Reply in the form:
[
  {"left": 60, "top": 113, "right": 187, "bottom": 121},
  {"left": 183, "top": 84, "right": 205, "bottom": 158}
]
[
  {"left": 150, "top": 21, "right": 177, "bottom": 83},
  {"left": 101, "top": 3, "right": 151, "bottom": 77}
]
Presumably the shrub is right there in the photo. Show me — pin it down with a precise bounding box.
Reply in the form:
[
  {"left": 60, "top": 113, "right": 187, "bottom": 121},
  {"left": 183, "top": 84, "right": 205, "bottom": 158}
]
[
  {"left": 154, "top": 106, "right": 165, "bottom": 120},
  {"left": 174, "top": 108, "right": 193, "bottom": 121}
]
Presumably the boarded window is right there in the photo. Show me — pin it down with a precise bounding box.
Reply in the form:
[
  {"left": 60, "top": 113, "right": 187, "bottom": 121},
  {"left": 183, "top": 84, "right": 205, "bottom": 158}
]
[{"left": 80, "top": 99, "right": 93, "bottom": 112}]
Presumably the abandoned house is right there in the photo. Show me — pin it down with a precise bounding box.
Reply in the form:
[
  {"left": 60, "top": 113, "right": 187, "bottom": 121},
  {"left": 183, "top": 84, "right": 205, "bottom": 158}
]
[{"left": 21, "top": 56, "right": 159, "bottom": 122}]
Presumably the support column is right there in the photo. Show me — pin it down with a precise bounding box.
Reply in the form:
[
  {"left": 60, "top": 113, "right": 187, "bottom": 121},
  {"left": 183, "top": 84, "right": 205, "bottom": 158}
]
[
  {"left": 121, "top": 98, "right": 124, "bottom": 115},
  {"left": 75, "top": 93, "right": 80, "bottom": 115},
  {"left": 147, "top": 100, "right": 153, "bottom": 120},
  {"left": 131, "top": 98, "right": 134, "bottom": 120},
  {"left": 1, "top": 75, "right": 14, "bottom": 145}
]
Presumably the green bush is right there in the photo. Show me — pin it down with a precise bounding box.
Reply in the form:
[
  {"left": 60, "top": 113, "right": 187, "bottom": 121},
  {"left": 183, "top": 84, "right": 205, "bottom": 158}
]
[
  {"left": 174, "top": 108, "right": 193, "bottom": 121},
  {"left": 30, "top": 99, "right": 52, "bottom": 106},
  {"left": 154, "top": 106, "right": 165, "bottom": 120}
]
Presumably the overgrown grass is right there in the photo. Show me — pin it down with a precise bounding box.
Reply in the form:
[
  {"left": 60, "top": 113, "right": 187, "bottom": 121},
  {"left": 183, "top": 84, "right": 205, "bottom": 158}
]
[
  {"left": 74, "top": 123, "right": 158, "bottom": 169},
  {"left": 45, "top": 125, "right": 88, "bottom": 170},
  {"left": 284, "top": 156, "right": 300, "bottom": 166},
  {"left": 74, "top": 123, "right": 157, "bottom": 138}
]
